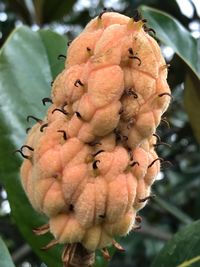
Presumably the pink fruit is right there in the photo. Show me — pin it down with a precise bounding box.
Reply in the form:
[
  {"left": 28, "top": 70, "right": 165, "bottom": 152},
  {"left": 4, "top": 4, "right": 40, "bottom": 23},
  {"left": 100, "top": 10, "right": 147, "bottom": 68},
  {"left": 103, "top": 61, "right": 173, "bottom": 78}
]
[{"left": 19, "top": 10, "right": 171, "bottom": 266}]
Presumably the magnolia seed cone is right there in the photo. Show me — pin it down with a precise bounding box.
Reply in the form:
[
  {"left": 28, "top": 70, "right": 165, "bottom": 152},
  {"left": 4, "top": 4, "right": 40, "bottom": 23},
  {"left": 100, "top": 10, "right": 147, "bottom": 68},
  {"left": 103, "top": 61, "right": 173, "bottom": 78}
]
[{"left": 20, "top": 11, "right": 171, "bottom": 257}]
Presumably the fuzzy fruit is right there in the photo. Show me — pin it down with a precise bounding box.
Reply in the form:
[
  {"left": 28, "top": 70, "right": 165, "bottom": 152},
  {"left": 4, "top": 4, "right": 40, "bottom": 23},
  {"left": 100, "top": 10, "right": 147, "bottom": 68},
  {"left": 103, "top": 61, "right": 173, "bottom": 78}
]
[{"left": 19, "top": 10, "right": 171, "bottom": 265}]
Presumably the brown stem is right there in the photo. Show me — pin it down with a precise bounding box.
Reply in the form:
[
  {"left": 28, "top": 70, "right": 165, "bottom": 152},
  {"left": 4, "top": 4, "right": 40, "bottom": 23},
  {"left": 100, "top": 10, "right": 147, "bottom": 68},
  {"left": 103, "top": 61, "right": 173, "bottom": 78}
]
[{"left": 63, "top": 243, "right": 95, "bottom": 267}]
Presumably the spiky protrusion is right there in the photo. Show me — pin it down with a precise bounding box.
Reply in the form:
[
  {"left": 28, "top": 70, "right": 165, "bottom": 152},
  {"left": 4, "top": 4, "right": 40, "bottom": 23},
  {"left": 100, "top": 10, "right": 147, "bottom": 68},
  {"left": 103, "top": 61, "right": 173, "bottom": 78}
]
[{"left": 20, "top": 10, "right": 171, "bottom": 266}]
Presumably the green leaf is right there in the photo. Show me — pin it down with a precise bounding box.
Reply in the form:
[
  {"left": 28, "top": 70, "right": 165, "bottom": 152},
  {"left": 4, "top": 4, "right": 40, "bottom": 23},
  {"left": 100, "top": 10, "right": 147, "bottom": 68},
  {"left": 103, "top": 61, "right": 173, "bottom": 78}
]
[
  {"left": 177, "top": 256, "right": 200, "bottom": 267},
  {"left": 39, "top": 29, "right": 66, "bottom": 78},
  {"left": 184, "top": 70, "right": 200, "bottom": 144},
  {"left": 140, "top": 5, "right": 200, "bottom": 80},
  {"left": 0, "top": 26, "right": 67, "bottom": 267},
  {"left": 0, "top": 237, "right": 15, "bottom": 267},
  {"left": 151, "top": 220, "right": 200, "bottom": 267},
  {"left": 139, "top": 6, "right": 200, "bottom": 143},
  {"left": 129, "top": 0, "right": 190, "bottom": 28},
  {"left": 95, "top": 253, "right": 109, "bottom": 267}
]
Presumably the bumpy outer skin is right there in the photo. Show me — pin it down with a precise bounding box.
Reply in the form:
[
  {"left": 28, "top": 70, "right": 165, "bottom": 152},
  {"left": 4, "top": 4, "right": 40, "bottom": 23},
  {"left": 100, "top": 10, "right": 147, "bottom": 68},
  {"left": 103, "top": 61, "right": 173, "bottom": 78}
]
[{"left": 20, "top": 12, "right": 170, "bottom": 252}]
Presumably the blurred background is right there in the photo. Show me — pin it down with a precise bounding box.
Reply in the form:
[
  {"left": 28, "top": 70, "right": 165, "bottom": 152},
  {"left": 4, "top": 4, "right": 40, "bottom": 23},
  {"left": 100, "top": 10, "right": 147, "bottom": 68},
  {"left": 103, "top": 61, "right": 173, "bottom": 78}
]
[{"left": 0, "top": 0, "right": 200, "bottom": 267}]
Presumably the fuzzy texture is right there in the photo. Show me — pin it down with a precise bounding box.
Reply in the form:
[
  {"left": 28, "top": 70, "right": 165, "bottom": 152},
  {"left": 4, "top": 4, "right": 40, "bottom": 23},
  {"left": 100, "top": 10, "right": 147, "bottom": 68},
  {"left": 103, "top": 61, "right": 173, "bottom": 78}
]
[{"left": 20, "top": 12, "right": 171, "bottom": 252}]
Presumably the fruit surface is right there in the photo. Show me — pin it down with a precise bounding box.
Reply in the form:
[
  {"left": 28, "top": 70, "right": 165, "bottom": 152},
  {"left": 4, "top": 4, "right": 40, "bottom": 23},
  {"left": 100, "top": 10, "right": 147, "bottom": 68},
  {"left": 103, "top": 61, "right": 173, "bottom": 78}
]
[{"left": 20, "top": 11, "right": 171, "bottom": 253}]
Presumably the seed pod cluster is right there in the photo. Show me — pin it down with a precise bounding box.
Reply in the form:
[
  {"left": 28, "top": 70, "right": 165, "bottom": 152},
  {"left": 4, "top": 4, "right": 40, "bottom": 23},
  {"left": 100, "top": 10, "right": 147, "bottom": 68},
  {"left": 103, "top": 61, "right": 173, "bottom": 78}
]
[{"left": 20, "top": 11, "right": 171, "bottom": 263}]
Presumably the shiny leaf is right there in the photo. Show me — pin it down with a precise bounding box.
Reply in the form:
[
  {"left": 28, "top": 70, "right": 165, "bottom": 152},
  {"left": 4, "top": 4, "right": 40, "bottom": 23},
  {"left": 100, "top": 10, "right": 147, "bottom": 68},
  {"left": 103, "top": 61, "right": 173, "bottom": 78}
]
[
  {"left": 140, "top": 5, "right": 200, "bottom": 80},
  {"left": 0, "top": 237, "right": 15, "bottom": 267},
  {"left": 0, "top": 26, "right": 67, "bottom": 267},
  {"left": 184, "top": 71, "right": 200, "bottom": 144},
  {"left": 151, "top": 220, "right": 200, "bottom": 267}
]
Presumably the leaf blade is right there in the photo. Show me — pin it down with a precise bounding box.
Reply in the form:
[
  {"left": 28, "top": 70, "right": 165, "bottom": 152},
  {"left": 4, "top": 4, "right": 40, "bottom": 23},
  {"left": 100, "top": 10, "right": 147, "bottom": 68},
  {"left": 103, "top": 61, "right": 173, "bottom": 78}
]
[
  {"left": 0, "top": 26, "right": 67, "bottom": 267},
  {"left": 184, "top": 71, "right": 200, "bottom": 144},
  {"left": 140, "top": 5, "right": 200, "bottom": 80},
  {"left": 151, "top": 220, "right": 200, "bottom": 267},
  {"left": 0, "top": 237, "right": 16, "bottom": 267}
]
